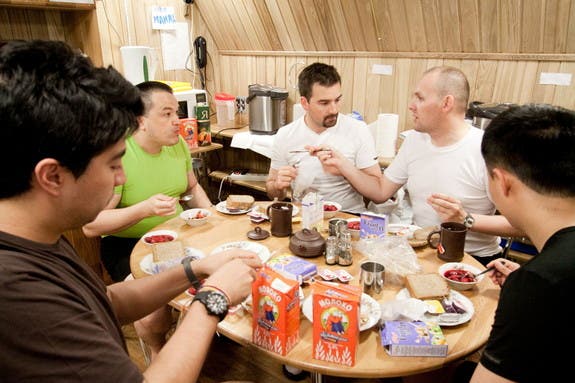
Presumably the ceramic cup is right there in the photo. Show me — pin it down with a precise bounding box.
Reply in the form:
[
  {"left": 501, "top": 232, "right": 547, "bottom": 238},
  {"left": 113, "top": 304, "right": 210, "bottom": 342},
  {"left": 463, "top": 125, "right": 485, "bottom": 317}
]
[
  {"left": 427, "top": 222, "right": 467, "bottom": 262},
  {"left": 359, "top": 261, "right": 385, "bottom": 298},
  {"left": 266, "top": 202, "right": 293, "bottom": 237}
]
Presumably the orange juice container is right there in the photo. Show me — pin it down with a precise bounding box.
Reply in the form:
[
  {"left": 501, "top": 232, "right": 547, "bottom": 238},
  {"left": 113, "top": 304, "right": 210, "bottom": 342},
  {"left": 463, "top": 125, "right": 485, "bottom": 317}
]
[
  {"left": 252, "top": 267, "right": 300, "bottom": 356},
  {"left": 178, "top": 118, "right": 198, "bottom": 149},
  {"left": 312, "top": 280, "right": 361, "bottom": 366}
]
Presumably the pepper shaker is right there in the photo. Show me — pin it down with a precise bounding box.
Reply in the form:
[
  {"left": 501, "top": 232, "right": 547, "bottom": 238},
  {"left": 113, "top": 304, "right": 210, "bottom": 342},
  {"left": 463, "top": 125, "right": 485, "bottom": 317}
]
[{"left": 337, "top": 230, "right": 353, "bottom": 266}]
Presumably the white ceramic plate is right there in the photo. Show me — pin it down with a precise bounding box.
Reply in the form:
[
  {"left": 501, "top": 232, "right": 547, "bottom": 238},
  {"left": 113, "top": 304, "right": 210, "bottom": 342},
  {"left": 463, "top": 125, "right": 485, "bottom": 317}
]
[
  {"left": 302, "top": 292, "right": 381, "bottom": 332},
  {"left": 399, "top": 288, "right": 475, "bottom": 327},
  {"left": 250, "top": 204, "right": 299, "bottom": 218},
  {"left": 387, "top": 224, "right": 422, "bottom": 239},
  {"left": 140, "top": 247, "right": 205, "bottom": 275},
  {"left": 210, "top": 241, "right": 271, "bottom": 263},
  {"left": 215, "top": 201, "right": 252, "bottom": 215}
]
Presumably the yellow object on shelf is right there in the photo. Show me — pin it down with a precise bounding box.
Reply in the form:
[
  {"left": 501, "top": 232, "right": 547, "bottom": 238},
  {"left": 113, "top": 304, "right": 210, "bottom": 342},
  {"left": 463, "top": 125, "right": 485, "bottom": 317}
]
[{"left": 157, "top": 80, "right": 193, "bottom": 92}]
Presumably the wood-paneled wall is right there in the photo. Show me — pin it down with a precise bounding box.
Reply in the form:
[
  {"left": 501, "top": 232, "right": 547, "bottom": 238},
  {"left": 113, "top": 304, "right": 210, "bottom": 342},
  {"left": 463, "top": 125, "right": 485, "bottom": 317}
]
[{"left": 2, "top": 0, "right": 574, "bottom": 131}]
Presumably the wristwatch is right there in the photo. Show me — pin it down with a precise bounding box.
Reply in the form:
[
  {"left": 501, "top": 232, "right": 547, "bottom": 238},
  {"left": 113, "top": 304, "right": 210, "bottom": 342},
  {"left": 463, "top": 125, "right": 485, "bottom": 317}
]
[
  {"left": 192, "top": 289, "right": 229, "bottom": 321},
  {"left": 181, "top": 257, "right": 202, "bottom": 290},
  {"left": 463, "top": 213, "right": 475, "bottom": 229}
]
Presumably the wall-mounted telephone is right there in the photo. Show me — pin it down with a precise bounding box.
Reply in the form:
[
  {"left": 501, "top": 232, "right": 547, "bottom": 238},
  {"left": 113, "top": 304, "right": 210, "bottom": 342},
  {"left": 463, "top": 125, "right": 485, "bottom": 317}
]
[{"left": 194, "top": 36, "right": 207, "bottom": 69}]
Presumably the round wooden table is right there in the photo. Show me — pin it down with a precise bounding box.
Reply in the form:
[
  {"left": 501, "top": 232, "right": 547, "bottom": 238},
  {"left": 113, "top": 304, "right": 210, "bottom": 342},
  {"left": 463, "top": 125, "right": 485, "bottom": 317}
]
[{"left": 130, "top": 204, "right": 500, "bottom": 382}]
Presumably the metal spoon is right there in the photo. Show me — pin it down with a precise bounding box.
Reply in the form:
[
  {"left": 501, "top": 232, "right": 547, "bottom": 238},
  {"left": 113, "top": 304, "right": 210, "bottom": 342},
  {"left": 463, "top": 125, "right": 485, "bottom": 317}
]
[{"left": 179, "top": 195, "right": 193, "bottom": 203}]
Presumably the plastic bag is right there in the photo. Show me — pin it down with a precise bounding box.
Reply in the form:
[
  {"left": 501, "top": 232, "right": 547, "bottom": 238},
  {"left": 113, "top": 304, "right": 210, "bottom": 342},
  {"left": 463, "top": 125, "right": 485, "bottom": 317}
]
[{"left": 354, "top": 236, "right": 422, "bottom": 285}]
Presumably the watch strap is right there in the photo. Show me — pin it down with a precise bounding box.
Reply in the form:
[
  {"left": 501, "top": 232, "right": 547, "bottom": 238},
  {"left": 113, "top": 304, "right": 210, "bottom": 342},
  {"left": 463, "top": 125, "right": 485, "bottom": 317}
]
[{"left": 181, "top": 257, "right": 202, "bottom": 290}]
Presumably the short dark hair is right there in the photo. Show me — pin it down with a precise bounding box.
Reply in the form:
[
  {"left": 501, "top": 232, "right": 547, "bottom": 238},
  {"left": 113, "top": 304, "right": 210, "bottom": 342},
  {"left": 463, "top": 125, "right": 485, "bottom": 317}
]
[
  {"left": 298, "top": 62, "right": 341, "bottom": 101},
  {"left": 482, "top": 104, "right": 575, "bottom": 197},
  {"left": 136, "top": 81, "right": 174, "bottom": 114},
  {"left": 424, "top": 66, "right": 470, "bottom": 113},
  {"left": 0, "top": 40, "right": 143, "bottom": 198}
]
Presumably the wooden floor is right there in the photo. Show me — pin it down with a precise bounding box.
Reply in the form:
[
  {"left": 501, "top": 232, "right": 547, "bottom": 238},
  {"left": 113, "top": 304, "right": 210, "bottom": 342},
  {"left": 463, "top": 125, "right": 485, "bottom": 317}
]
[{"left": 123, "top": 323, "right": 466, "bottom": 383}]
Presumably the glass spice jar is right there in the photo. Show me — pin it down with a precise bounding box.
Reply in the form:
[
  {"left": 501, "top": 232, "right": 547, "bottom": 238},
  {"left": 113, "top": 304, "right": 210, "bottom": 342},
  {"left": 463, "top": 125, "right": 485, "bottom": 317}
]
[
  {"left": 325, "top": 235, "right": 338, "bottom": 265},
  {"left": 337, "top": 230, "right": 353, "bottom": 266}
]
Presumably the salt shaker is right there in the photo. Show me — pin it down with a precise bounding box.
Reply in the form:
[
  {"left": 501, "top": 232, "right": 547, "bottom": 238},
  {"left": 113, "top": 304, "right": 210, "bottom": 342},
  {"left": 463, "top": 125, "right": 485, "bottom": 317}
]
[
  {"left": 337, "top": 230, "right": 353, "bottom": 266},
  {"left": 325, "top": 235, "right": 338, "bottom": 265}
]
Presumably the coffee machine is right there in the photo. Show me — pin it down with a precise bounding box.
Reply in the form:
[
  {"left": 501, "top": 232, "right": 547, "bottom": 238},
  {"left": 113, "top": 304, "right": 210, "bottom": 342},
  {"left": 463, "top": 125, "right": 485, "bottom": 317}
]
[{"left": 247, "top": 84, "right": 288, "bottom": 135}]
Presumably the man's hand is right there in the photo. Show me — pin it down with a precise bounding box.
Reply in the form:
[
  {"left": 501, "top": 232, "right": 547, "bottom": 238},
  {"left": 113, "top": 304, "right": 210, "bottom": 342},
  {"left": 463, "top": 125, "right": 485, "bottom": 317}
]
[
  {"left": 485, "top": 258, "right": 520, "bottom": 287},
  {"left": 144, "top": 194, "right": 178, "bottom": 217},
  {"left": 427, "top": 193, "right": 466, "bottom": 222},
  {"left": 194, "top": 249, "right": 262, "bottom": 278},
  {"left": 201, "top": 259, "right": 259, "bottom": 305},
  {"left": 271, "top": 165, "right": 298, "bottom": 191},
  {"left": 305, "top": 145, "right": 343, "bottom": 176}
]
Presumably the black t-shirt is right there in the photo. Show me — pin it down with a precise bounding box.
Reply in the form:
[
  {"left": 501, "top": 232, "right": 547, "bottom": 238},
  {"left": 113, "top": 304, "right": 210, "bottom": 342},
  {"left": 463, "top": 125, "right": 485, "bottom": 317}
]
[
  {"left": 480, "top": 227, "right": 575, "bottom": 382},
  {"left": 0, "top": 231, "right": 143, "bottom": 382}
]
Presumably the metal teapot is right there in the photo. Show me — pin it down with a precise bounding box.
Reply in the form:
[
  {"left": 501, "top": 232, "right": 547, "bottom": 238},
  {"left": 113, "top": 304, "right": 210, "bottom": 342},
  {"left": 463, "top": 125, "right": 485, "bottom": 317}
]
[{"left": 289, "top": 228, "right": 326, "bottom": 258}]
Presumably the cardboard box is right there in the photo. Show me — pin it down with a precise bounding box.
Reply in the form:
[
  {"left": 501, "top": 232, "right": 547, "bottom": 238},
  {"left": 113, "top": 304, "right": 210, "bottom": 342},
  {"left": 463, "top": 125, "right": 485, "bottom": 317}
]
[
  {"left": 178, "top": 118, "right": 198, "bottom": 149},
  {"left": 195, "top": 105, "right": 211, "bottom": 146},
  {"left": 360, "top": 212, "right": 388, "bottom": 240},
  {"left": 266, "top": 253, "right": 318, "bottom": 284},
  {"left": 380, "top": 321, "right": 448, "bottom": 357},
  {"left": 312, "top": 281, "right": 361, "bottom": 366},
  {"left": 252, "top": 267, "right": 300, "bottom": 356}
]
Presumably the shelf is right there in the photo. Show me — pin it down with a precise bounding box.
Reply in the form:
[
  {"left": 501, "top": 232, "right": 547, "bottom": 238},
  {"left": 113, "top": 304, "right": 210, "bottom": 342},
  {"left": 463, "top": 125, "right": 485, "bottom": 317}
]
[
  {"left": 190, "top": 142, "right": 223, "bottom": 155},
  {"left": 209, "top": 170, "right": 267, "bottom": 193},
  {"left": 0, "top": 0, "right": 95, "bottom": 10}
]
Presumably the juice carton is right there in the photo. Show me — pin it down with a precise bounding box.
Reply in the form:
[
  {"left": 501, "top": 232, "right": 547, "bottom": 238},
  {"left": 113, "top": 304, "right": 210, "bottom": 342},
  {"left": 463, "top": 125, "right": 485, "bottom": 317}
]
[
  {"left": 195, "top": 104, "right": 211, "bottom": 146},
  {"left": 312, "top": 281, "right": 361, "bottom": 366},
  {"left": 178, "top": 118, "right": 198, "bottom": 150},
  {"left": 359, "top": 212, "right": 388, "bottom": 240},
  {"left": 252, "top": 267, "right": 300, "bottom": 356}
]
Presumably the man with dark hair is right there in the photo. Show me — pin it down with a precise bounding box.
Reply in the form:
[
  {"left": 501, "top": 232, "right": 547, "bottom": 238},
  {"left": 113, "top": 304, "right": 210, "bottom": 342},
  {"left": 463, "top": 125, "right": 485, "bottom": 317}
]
[
  {"left": 0, "top": 40, "right": 260, "bottom": 382},
  {"left": 469, "top": 104, "right": 575, "bottom": 382},
  {"left": 266, "top": 62, "right": 383, "bottom": 213},
  {"left": 82, "top": 80, "right": 213, "bottom": 360}
]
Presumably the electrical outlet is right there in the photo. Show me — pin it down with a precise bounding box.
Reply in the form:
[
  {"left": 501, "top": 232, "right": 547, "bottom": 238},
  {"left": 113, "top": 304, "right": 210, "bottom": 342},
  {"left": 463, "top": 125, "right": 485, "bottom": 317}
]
[{"left": 236, "top": 96, "right": 247, "bottom": 113}]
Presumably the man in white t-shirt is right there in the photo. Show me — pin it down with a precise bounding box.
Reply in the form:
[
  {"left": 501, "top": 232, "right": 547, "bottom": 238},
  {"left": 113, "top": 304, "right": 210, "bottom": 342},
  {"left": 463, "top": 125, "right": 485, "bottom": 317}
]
[
  {"left": 266, "top": 62, "right": 385, "bottom": 213},
  {"left": 317, "top": 66, "right": 520, "bottom": 265}
]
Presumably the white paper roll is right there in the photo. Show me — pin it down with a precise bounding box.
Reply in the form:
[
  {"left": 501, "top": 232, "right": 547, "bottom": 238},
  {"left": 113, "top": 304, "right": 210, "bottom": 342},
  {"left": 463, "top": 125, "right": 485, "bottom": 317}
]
[{"left": 374, "top": 113, "right": 399, "bottom": 158}]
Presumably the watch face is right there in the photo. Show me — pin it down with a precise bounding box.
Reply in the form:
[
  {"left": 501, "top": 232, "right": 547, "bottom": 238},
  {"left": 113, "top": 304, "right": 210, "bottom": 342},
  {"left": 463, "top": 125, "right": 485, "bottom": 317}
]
[{"left": 206, "top": 292, "right": 228, "bottom": 315}]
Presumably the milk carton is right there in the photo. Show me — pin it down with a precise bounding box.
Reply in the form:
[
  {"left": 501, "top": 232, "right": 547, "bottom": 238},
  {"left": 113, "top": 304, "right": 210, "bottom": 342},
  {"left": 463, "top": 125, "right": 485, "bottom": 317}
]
[
  {"left": 311, "top": 281, "right": 361, "bottom": 366},
  {"left": 252, "top": 267, "right": 300, "bottom": 356}
]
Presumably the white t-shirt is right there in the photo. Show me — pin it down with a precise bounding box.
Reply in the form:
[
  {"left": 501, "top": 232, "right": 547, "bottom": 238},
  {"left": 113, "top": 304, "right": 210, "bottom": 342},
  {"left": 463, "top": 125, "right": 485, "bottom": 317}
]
[
  {"left": 270, "top": 113, "right": 378, "bottom": 213},
  {"left": 384, "top": 125, "right": 501, "bottom": 257}
]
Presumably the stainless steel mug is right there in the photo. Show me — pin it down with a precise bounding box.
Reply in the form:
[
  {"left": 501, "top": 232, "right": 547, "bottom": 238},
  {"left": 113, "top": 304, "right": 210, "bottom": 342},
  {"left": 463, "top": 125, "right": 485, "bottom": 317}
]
[{"left": 360, "top": 261, "right": 385, "bottom": 298}]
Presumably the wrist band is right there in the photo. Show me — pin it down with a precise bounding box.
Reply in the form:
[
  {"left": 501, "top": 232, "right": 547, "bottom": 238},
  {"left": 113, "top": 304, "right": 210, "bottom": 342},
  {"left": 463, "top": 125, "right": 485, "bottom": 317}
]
[
  {"left": 181, "top": 257, "right": 201, "bottom": 290},
  {"left": 200, "top": 284, "right": 232, "bottom": 306}
]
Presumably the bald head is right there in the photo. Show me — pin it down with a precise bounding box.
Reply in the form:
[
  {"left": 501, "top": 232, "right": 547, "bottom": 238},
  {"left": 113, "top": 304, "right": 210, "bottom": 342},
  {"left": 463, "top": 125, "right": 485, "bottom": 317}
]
[{"left": 424, "top": 66, "right": 470, "bottom": 113}]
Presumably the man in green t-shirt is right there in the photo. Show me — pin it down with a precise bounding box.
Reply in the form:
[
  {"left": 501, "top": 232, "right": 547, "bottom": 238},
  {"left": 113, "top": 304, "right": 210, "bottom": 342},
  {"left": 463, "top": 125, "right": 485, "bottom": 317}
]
[{"left": 83, "top": 81, "right": 212, "bottom": 360}]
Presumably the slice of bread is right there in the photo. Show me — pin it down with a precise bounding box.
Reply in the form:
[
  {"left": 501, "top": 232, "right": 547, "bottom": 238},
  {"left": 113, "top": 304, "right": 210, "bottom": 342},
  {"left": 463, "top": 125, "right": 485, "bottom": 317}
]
[
  {"left": 405, "top": 273, "right": 449, "bottom": 300},
  {"left": 226, "top": 194, "right": 255, "bottom": 210},
  {"left": 152, "top": 240, "right": 185, "bottom": 263}
]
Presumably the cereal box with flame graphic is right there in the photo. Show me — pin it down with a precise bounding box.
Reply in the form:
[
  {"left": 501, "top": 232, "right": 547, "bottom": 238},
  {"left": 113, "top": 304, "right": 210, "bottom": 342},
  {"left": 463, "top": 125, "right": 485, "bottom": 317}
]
[
  {"left": 252, "top": 267, "right": 300, "bottom": 356},
  {"left": 312, "top": 281, "right": 361, "bottom": 366}
]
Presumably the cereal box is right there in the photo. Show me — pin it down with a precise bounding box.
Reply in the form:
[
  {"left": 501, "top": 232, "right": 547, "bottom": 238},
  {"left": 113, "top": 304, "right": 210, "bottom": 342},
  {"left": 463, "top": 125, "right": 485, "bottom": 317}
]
[
  {"left": 312, "top": 281, "right": 361, "bottom": 366},
  {"left": 380, "top": 321, "right": 448, "bottom": 357},
  {"left": 195, "top": 104, "right": 211, "bottom": 146},
  {"left": 178, "top": 118, "right": 198, "bottom": 150},
  {"left": 266, "top": 253, "right": 318, "bottom": 284},
  {"left": 360, "top": 212, "right": 388, "bottom": 240},
  {"left": 252, "top": 267, "right": 300, "bottom": 356}
]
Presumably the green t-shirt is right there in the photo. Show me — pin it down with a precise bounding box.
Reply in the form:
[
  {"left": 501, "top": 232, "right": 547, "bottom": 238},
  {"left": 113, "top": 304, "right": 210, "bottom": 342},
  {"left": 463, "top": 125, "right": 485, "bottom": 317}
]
[{"left": 112, "top": 135, "right": 192, "bottom": 238}]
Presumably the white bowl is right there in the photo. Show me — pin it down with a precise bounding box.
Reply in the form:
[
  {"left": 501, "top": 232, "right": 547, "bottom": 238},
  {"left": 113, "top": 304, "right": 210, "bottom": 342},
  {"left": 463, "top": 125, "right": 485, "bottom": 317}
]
[
  {"left": 345, "top": 217, "right": 361, "bottom": 239},
  {"left": 141, "top": 229, "right": 178, "bottom": 246},
  {"left": 322, "top": 201, "right": 342, "bottom": 219},
  {"left": 180, "top": 208, "right": 211, "bottom": 227},
  {"left": 438, "top": 262, "right": 484, "bottom": 291}
]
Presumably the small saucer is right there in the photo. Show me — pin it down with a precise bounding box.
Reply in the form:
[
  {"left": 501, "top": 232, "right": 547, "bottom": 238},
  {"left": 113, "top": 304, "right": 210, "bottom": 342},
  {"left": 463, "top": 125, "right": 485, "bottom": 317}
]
[{"left": 247, "top": 226, "right": 270, "bottom": 241}]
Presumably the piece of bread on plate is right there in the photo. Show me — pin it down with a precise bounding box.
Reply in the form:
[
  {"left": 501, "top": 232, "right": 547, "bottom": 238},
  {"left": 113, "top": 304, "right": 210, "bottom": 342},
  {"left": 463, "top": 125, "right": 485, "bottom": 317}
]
[
  {"left": 226, "top": 194, "right": 255, "bottom": 210},
  {"left": 152, "top": 240, "right": 185, "bottom": 263},
  {"left": 405, "top": 273, "right": 449, "bottom": 300}
]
